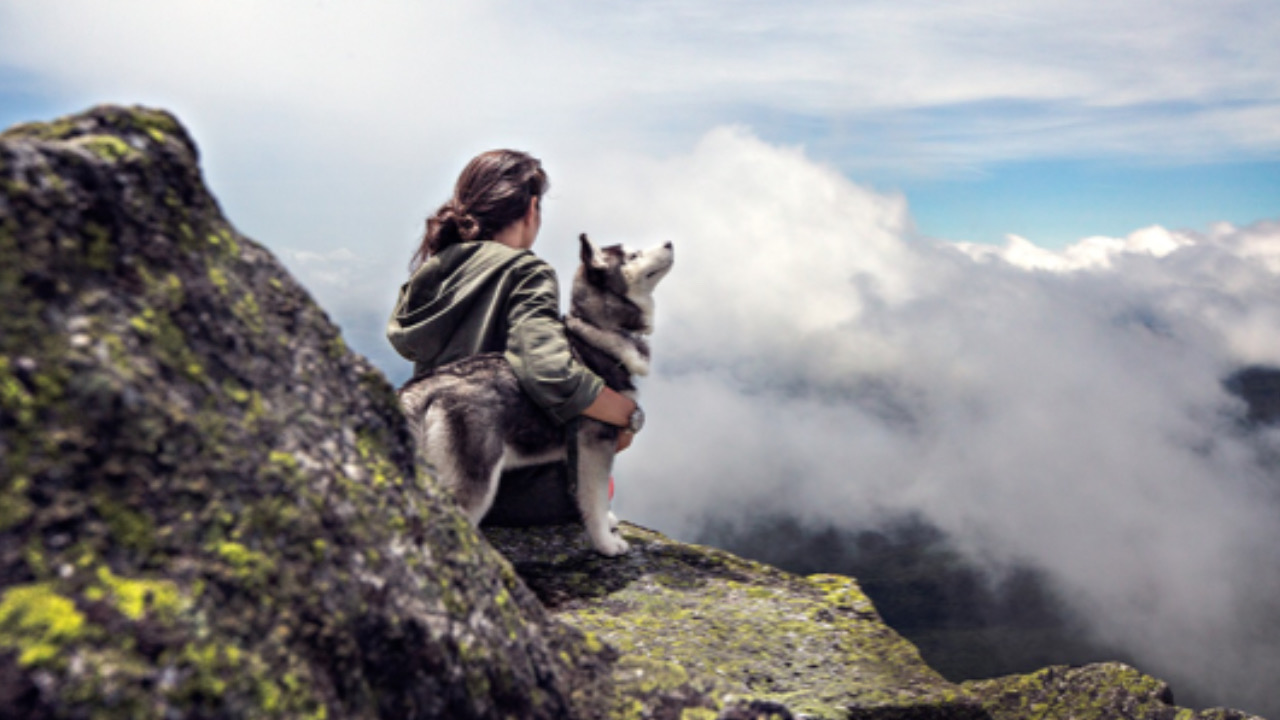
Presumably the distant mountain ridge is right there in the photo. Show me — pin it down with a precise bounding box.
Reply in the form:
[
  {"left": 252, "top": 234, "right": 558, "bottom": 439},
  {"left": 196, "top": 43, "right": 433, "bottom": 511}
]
[{"left": 1225, "top": 365, "right": 1280, "bottom": 426}]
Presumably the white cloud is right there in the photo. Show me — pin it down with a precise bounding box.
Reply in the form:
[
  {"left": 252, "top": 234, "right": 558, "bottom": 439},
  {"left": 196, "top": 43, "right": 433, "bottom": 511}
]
[
  {"left": 559, "top": 127, "right": 924, "bottom": 372},
  {"left": 574, "top": 128, "right": 1280, "bottom": 713},
  {"left": 955, "top": 225, "right": 1195, "bottom": 271},
  {"left": 3, "top": 0, "right": 1279, "bottom": 165}
]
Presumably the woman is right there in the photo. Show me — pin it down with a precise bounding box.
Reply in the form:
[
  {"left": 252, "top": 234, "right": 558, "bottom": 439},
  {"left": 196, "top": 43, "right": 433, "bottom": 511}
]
[{"left": 387, "top": 150, "right": 638, "bottom": 520}]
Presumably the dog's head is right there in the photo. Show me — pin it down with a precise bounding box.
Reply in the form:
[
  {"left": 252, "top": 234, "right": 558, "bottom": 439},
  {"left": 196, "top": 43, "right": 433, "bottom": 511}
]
[{"left": 573, "top": 233, "right": 674, "bottom": 334}]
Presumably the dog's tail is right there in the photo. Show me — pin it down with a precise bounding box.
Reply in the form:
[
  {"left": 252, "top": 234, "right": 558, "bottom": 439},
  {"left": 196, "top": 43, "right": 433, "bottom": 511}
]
[{"left": 396, "top": 374, "right": 439, "bottom": 434}]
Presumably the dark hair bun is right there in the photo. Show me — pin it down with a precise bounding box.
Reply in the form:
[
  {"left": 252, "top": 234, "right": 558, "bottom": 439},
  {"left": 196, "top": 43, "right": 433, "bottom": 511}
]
[
  {"left": 453, "top": 209, "right": 481, "bottom": 242},
  {"left": 409, "top": 149, "right": 549, "bottom": 270},
  {"left": 423, "top": 203, "right": 481, "bottom": 254}
]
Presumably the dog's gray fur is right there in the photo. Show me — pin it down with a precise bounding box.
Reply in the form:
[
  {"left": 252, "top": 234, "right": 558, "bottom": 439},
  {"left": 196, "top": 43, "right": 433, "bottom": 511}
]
[{"left": 398, "top": 234, "right": 673, "bottom": 555}]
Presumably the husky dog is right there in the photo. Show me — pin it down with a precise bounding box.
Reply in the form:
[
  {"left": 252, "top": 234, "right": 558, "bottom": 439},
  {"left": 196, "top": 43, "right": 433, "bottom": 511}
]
[{"left": 398, "top": 234, "right": 674, "bottom": 556}]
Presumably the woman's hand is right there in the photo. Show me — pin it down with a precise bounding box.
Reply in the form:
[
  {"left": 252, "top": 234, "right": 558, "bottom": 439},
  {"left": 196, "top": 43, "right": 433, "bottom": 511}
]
[{"left": 616, "top": 430, "right": 635, "bottom": 453}]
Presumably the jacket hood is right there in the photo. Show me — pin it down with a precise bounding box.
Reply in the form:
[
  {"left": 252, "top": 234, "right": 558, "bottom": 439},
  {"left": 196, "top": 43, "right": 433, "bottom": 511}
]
[{"left": 386, "top": 242, "right": 531, "bottom": 367}]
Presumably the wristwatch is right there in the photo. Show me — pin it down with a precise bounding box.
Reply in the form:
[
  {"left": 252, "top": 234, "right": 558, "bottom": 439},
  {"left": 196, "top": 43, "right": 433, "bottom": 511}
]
[{"left": 626, "top": 405, "right": 645, "bottom": 434}]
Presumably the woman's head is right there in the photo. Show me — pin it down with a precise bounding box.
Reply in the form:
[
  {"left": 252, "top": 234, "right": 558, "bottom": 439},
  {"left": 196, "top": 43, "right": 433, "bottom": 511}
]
[{"left": 412, "top": 149, "right": 549, "bottom": 269}]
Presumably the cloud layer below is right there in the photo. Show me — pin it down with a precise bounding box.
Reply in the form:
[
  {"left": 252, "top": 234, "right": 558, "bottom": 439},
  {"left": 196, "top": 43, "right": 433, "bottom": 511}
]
[{"left": 563, "top": 129, "right": 1280, "bottom": 713}]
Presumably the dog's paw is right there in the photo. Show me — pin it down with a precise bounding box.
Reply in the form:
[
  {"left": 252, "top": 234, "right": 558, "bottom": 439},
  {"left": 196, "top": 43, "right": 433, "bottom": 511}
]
[
  {"left": 608, "top": 511, "right": 620, "bottom": 532},
  {"left": 593, "top": 533, "right": 630, "bottom": 557}
]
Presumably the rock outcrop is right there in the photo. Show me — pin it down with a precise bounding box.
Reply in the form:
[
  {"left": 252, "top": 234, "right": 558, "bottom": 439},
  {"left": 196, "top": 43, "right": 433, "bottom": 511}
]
[
  {"left": 486, "top": 523, "right": 984, "bottom": 719},
  {"left": 0, "top": 106, "right": 1267, "bottom": 719},
  {"left": 490, "top": 524, "right": 1266, "bottom": 720},
  {"left": 963, "top": 664, "right": 1262, "bottom": 720},
  {"left": 0, "top": 105, "right": 612, "bottom": 718}
]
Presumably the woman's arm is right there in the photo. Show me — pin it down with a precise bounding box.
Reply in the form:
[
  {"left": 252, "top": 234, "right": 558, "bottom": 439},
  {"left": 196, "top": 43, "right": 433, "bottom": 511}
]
[
  {"left": 580, "top": 385, "right": 636, "bottom": 427},
  {"left": 503, "top": 263, "right": 605, "bottom": 423}
]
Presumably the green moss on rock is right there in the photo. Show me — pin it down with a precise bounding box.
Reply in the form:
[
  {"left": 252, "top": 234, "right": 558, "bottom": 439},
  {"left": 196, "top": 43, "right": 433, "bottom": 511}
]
[
  {"left": 86, "top": 566, "right": 184, "bottom": 621},
  {"left": 73, "top": 134, "right": 139, "bottom": 163},
  {"left": 487, "top": 523, "right": 988, "bottom": 719},
  {"left": 963, "top": 663, "right": 1265, "bottom": 720},
  {"left": 0, "top": 583, "right": 90, "bottom": 666}
]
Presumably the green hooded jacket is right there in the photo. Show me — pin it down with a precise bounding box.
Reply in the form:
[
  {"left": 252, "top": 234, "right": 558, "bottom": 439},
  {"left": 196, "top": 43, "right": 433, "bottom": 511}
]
[{"left": 386, "top": 241, "right": 604, "bottom": 424}]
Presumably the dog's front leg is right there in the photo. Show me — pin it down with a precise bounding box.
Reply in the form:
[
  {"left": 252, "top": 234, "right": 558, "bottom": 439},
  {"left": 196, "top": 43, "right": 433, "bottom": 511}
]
[{"left": 575, "top": 426, "right": 629, "bottom": 556}]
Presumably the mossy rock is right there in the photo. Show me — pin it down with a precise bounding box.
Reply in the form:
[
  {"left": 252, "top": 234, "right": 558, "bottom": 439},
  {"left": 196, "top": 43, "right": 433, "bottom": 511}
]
[
  {"left": 486, "top": 523, "right": 988, "bottom": 719},
  {"left": 0, "top": 105, "right": 612, "bottom": 719},
  {"left": 962, "top": 663, "right": 1266, "bottom": 720}
]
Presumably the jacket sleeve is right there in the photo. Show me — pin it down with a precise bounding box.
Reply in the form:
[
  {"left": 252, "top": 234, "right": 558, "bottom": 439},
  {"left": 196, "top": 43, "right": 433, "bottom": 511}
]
[{"left": 503, "top": 262, "right": 604, "bottom": 424}]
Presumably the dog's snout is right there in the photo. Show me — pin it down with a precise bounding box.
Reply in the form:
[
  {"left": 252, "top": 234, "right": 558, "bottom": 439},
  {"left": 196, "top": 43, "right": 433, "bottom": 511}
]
[{"left": 663, "top": 241, "right": 673, "bottom": 250}]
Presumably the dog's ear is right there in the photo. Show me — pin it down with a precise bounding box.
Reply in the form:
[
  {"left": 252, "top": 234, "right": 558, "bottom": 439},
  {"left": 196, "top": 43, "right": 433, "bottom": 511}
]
[
  {"left": 580, "top": 233, "right": 608, "bottom": 284},
  {"left": 579, "top": 233, "right": 602, "bottom": 266}
]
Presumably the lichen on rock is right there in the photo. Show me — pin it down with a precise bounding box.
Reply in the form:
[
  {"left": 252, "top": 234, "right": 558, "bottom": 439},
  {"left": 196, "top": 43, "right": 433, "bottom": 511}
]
[
  {"left": 486, "top": 523, "right": 987, "bottom": 719},
  {"left": 962, "top": 663, "right": 1266, "bottom": 720}
]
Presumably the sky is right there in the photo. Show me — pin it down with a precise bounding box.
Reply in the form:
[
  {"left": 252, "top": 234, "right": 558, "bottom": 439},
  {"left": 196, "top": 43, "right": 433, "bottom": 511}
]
[{"left": 2, "top": 0, "right": 1279, "bottom": 714}]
